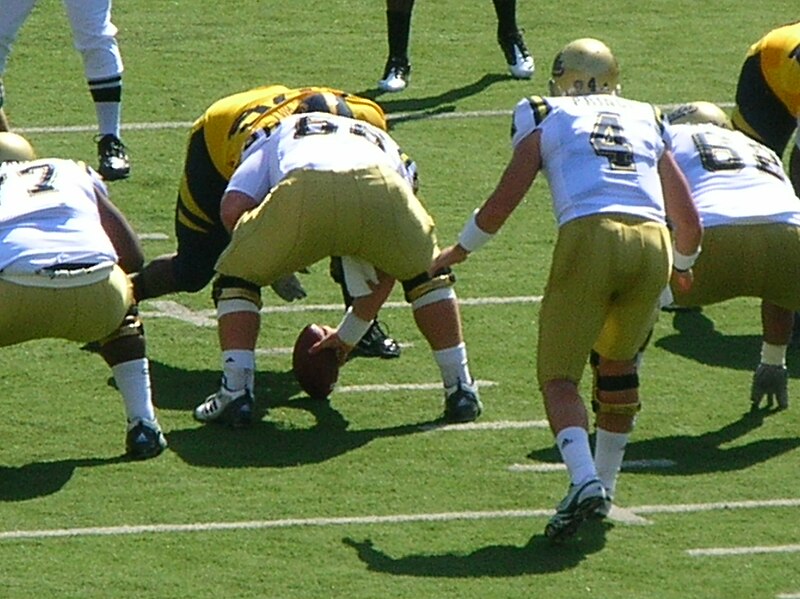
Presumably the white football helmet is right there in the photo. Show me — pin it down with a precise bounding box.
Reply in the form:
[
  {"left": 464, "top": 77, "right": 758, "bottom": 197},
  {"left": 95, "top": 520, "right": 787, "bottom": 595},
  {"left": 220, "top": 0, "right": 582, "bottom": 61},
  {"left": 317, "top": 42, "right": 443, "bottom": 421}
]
[
  {"left": 548, "top": 38, "right": 621, "bottom": 97},
  {"left": 0, "top": 131, "right": 35, "bottom": 162},
  {"left": 667, "top": 101, "right": 732, "bottom": 129}
]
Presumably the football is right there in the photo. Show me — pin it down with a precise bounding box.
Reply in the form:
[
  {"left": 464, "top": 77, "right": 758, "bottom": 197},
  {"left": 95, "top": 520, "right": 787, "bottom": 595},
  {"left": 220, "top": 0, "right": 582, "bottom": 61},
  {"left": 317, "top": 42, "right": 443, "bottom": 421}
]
[{"left": 292, "top": 323, "right": 340, "bottom": 399}]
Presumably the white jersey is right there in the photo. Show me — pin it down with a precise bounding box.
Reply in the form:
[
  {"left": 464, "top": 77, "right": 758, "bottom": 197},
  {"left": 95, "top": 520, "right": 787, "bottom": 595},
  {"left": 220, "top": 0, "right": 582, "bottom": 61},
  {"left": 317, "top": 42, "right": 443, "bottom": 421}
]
[
  {"left": 511, "top": 95, "right": 671, "bottom": 227},
  {"left": 0, "top": 158, "right": 117, "bottom": 273},
  {"left": 227, "top": 112, "right": 416, "bottom": 202},
  {"left": 668, "top": 123, "right": 800, "bottom": 228}
]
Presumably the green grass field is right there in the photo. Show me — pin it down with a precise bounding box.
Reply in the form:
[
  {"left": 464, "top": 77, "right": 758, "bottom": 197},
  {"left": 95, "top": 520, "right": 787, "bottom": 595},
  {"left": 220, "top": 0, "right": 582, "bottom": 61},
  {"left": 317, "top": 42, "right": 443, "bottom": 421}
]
[{"left": 1, "top": 1, "right": 799, "bottom": 597}]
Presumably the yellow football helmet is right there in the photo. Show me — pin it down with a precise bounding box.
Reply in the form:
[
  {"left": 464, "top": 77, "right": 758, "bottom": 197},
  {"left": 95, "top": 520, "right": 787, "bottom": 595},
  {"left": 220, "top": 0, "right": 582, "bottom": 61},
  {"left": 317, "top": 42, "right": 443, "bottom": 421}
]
[
  {"left": 667, "top": 101, "right": 732, "bottom": 129},
  {"left": 548, "top": 38, "right": 621, "bottom": 96},
  {"left": 0, "top": 131, "right": 35, "bottom": 162},
  {"left": 293, "top": 92, "right": 354, "bottom": 118}
]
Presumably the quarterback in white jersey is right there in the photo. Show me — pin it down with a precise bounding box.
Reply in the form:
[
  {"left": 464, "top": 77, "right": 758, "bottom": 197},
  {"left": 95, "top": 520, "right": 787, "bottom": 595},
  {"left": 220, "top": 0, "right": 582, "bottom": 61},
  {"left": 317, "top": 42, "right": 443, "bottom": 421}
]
[
  {"left": 511, "top": 94, "right": 671, "bottom": 227},
  {"left": 194, "top": 106, "right": 483, "bottom": 429},
  {"left": 667, "top": 101, "right": 800, "bottom": 412},
  {"left": 433, "top": 38, "right": 702, "bottom": 543},
  {"left": 0, "top": 132, "right": 166, "bottom": 459}
]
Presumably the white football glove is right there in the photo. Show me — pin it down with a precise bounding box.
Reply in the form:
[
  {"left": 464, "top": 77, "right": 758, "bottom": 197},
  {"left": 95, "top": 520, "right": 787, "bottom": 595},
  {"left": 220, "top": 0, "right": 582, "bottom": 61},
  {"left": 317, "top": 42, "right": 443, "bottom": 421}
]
[{"left": 270, "top": 273, "right": 307, "bottom": 302}]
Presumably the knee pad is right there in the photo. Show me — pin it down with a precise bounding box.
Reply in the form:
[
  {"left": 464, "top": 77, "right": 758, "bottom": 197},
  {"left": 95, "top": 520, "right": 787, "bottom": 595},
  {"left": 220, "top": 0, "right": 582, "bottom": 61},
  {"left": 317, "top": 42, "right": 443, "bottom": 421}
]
[
  {"left": 591, "top": 372, "right": 641, "bottom": 416},
  {"left": 212, "top": 275, "right": 262, "bottom": 315},
  {"left": 402, "top": 268, "right": 456, "bottom": 304}
]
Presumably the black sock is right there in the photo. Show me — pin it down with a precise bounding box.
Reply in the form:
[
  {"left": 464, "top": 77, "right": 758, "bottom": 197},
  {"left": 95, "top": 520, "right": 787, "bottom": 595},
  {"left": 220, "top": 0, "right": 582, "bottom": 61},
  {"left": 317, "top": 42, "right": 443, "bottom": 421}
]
[
  {"left": 386, "top": 8, "right": 413, "bottom": 61},
  {"left": 492, "top": 0, "right": 519, "bottom": 38}
]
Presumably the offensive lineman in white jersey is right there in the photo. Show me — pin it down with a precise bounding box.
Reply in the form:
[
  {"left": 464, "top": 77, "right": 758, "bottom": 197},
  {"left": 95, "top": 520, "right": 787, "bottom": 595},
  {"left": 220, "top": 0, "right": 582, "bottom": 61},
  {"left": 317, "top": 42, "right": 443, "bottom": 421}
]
[
  {"left": 0, "top": 132, "right": 165, "bottom": 459},
  {"left": 193, "top": 93, "right": 482, "bottom": 427},
  {"left": 666, "top": 101, "right": 800, "bottom": 412},
  {"left": 432, "top": 38, "right": 702, "bottom": 542}
]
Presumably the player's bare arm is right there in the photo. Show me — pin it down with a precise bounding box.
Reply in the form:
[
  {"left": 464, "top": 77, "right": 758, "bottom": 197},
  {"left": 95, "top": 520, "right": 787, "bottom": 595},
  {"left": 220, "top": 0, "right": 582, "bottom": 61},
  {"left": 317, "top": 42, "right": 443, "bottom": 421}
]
[
  {"left": 430, "top": 131, "right": 540, "bottom": 274},
  {"left": 658, "top": 149, "right": 703, "bottom": 293},
  {"left": 96, "top": 186, "right": 144, "bottom": 274}
]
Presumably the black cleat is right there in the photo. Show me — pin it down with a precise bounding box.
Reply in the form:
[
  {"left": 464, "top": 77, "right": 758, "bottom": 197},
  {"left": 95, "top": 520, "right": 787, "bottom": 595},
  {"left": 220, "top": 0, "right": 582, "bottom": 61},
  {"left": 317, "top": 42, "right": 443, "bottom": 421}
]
[
  {"left": 97, "top": 134, "right": 130, "bottom": 180},
  {"left": 443, "top": 381, "right": 483, "bottom": 423},
  {"left": 125, "top": 418, "right": 167, "bottom": 460},
  {"left": 348, "top": 320, "right": 401, "bottom": 360}
]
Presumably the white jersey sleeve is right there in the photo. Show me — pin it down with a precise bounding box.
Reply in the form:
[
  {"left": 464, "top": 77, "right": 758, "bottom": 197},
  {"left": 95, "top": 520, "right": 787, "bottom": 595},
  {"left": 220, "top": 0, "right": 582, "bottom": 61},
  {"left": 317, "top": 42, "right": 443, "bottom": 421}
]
[
  {"left": 0, "top": 158, "right": 118, "bottom": 273},
  {"left": 669, "top": 123, "right": 800, "bottom": 227},
  {"left": 511, "top": 95, "right": 670, "bottom": 227}
]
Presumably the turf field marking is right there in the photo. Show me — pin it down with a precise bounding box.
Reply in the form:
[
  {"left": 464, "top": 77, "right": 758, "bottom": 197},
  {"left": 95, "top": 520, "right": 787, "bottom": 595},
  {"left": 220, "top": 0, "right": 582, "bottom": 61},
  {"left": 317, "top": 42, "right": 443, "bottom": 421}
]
[
  {"left": 336, "top": 380, "right": 497, "bottom": 394},
  {"left": 777, "top": 593, "right": 800, "bottom": 598},
  {"left": 255, "top": 342, "right": 415, "bottom": 356},
  {"left": 508, "top": 458, "right": 676, "bottom": 473},
  {"left": 635, "top": 498, "right": 800, "bottom": 515},
  {"left": 419, "top": 418, "right": 548, "bottom": 432},
  {"left": 687, "top": 544, "right": 800, "bottom": 557},
  {"left": 17, "top": 103, "right": 736, "bottom": 134},
  {"left": 144, "top": 296, "right": 543, "bottom": 327},
  {"left": 0, "top": 496, "right": 795, "bottom": 542}
]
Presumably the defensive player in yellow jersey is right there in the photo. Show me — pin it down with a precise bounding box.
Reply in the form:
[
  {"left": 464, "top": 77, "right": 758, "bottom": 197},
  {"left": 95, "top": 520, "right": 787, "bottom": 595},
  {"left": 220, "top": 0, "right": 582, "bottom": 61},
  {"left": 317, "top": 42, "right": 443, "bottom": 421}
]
[
  {"left": 0, "top": 132, "right": 166, "bottom": 459},
  {"left": 731, "top": 21, "right": 800, "bottom": 195},
  {"left": 432, "top": 39, "right": 702, "bottom": 543},
  {"left": 132, "top": 85, "right": 401, "bottom": 359},
  {"left": 666, "top": 101, "right": 800, "bottom": 412},
  {"left": 192, "top": 100, "right": 482, "bottom": 428}
]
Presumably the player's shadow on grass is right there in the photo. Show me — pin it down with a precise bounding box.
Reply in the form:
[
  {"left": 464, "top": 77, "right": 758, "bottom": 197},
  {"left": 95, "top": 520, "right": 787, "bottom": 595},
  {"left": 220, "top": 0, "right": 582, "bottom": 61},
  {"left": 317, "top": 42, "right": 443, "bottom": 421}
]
[
  {"left": 526, "top": 410, "right": 800, "bottom": 475},
  {"left": 147, "top": 360, "right": 439, "bottom": 468},
  {"left": 342, "top": 520, "right": 610, "bottom": 577},
  {"left": 354, "top": 73, "right": 509, "bottom": 127},
  {"left": 0, "top": 455, "right": 127, "bottom": 502},
  {"left": 166, "top": 397, "right": 437, "bottom": 469},
  {"left": 654, "top": 310, "right": 800, "bottom": 375},
  {"left": 147, "top": 359, "right": 301, "bottom": 413}
]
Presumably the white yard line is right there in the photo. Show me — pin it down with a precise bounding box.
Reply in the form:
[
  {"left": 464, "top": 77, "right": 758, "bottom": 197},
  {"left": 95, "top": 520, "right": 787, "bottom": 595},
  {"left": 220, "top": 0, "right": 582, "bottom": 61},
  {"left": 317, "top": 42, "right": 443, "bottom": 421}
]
[
  {"left": 0, "top": 495, "right": 794, "bottom": 542},
  {"left": 688, "top": 544, "right": 800, "bottom": 557},
  {"left": 16, "top": 103, "right": 736, "bottom": 135},
  {"left": 143, "top": 296, "right": 542, "bottom": 327},
  {"left": 337, "top": 380, "right": 497, "bottom": 394},
  {"left": 508, "top": 458, "right": 677, "bottom": 473}
]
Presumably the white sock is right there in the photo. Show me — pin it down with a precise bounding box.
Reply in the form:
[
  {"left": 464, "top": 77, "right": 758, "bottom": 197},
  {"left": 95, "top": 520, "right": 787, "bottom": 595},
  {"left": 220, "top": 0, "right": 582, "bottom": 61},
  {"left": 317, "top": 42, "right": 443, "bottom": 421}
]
[
  {"left": 555, "top": 426, "right": 597, "bottom": 486},
  {"left": 433, "top": 343, "right": 472, "bottom": 390},
  {"left": 112, "top": 358, "right": 155, "bottom": 423},
  {"left": 221, "top": 350, "right": 255, "bottom": 393},
  {"left": 95, "top": 101, "right": 121, "bottom": 138},
  {"left": 594, "top": 428, "right": 629, "bottom": 499}
]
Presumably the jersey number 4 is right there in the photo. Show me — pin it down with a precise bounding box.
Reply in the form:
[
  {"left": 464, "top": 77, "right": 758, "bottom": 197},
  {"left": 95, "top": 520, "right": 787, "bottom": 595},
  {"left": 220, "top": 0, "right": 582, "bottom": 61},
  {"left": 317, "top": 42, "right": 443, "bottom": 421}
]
[{"left": 589, "top": 113, "right": 635, "bottom": 171}]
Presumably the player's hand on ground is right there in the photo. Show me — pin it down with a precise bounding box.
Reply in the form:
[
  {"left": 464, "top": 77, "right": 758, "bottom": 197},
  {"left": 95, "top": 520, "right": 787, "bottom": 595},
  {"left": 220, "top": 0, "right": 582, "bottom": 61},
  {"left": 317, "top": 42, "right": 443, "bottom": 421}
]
[
  {"left": 270, "top": 273, "right": 307, "bottom": 302},
  {"left": 750, "top": 363, "right": 789, "bottom": 411}
]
